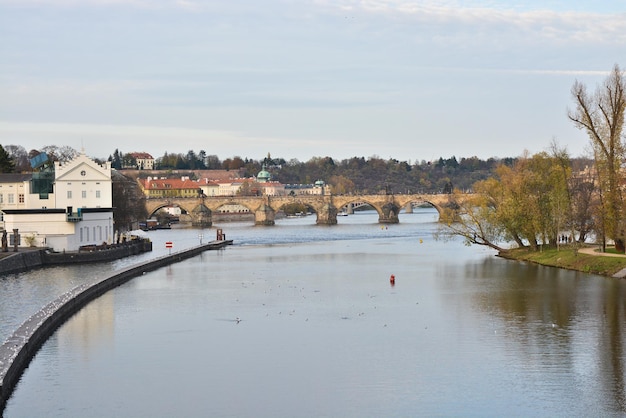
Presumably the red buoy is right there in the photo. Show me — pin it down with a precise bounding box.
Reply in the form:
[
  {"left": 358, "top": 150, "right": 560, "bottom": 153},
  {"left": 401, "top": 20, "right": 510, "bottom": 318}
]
[{"left": 390, "top": 274, "right": 395, "bottom": 286}]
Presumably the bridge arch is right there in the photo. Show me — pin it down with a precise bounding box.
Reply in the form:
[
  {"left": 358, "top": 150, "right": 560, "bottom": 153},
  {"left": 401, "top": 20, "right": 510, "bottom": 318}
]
[{"left": 143, "top": 193, "right": 463, "bottom": 226}]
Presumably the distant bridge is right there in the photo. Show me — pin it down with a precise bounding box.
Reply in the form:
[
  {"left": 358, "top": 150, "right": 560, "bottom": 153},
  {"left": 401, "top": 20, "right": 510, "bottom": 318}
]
[{"left": 144, "top": 193, "right": 462, "bottom": 227}]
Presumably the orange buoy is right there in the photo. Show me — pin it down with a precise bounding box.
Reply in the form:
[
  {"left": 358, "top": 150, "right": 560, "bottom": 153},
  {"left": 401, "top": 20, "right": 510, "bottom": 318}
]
[{"left": 390, "top": 274, "right": 395, "bottom": 286}]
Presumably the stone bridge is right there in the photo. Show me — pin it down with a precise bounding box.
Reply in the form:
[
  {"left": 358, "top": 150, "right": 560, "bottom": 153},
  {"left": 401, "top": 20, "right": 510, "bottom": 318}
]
[{"left": 145, "top": 193, "right": 462, "bottom": 227}]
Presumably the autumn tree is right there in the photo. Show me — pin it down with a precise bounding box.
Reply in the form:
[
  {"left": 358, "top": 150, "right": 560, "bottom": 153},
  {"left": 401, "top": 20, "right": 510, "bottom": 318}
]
[
  {"left": 439, "top": 151, "right": 574, "bottom": 252},
  {"left": 437, "top": 186, "right": 508, "bottom": 252},
  {"left": 328, "top": 175, "right": 355, "bottom": 195},
  {"left": 568, "top": 64, "right": 626, "bottom": 251}
]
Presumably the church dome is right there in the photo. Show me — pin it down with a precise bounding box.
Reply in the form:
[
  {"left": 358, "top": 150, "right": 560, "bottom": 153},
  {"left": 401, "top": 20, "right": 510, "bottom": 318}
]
[{"left": 257, "top": 164, "right": 271, "bottom": 182}]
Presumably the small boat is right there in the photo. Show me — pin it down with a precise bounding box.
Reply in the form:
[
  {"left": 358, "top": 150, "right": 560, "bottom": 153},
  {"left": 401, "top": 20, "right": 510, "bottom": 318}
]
[{"left": 338, "top": 210, "right": 348, "bottom": 216}]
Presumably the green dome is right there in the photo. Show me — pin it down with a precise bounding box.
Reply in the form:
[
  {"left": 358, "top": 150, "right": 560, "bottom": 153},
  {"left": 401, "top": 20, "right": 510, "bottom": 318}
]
[{"left": 257, "top": 164, "right": 271, "bottom": 182}]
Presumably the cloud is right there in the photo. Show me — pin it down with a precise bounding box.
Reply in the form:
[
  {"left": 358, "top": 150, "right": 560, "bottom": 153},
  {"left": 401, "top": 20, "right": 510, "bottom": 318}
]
[{"left": 316, "top": 0, "right": 626, "bottom": 44}]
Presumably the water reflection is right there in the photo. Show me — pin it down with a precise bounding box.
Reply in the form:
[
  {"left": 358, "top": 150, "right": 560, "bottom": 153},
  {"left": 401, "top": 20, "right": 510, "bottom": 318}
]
[
  {"left": 468, "top": 257, "right": 626, "bottom": 413},
  {"left": 3, "top": 209, "right": 626, "bottom": 417}
]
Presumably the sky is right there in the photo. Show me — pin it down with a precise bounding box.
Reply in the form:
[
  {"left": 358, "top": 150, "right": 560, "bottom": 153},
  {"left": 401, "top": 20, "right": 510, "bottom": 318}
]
[{"left": 1, "top": 0, "right": 625, "bottom": 163}]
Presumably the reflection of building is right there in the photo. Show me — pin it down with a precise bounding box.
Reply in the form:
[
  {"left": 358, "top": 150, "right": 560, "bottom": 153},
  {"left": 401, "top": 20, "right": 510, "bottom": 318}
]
[{"left": 0, "top": 152, "right": 114, "bottom": 251}]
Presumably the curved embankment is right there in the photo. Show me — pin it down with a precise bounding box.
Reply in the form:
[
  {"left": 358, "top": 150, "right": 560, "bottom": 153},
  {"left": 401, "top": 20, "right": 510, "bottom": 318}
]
[{"left": 0, "top": 240, "right": 232, "bottom": 412}]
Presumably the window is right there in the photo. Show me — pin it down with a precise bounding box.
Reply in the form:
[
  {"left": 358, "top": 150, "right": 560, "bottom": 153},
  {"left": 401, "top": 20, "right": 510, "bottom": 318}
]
[
  {"left": 80, "top": 228, "right": 83, "bottom": 242},
  {"left": 0, "top": 194, "right": 3, "bottom": 204},
  {"left": 82, "top": 191, "right": 87, "bottom": 198},
  {"left": 8, "top": 194, "right": 14, "bottom": 204},
  {"left": 18, "top": 194, "right": 24, "bottom": 203},
  {"left": 96, "top": 190, "right": 101, "bottom": 198},
  {"left": 67, "top": 191, "right": 72, "bottom": 199}
]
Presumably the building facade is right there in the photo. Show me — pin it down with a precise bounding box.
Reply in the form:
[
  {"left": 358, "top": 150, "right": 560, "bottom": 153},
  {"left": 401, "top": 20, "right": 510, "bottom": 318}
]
[
  {"left": 0, "top": 152, "right": 114, "bottom": 251},
  {"left": 128, "top": 152, "right": 155, "bottom": 170}
]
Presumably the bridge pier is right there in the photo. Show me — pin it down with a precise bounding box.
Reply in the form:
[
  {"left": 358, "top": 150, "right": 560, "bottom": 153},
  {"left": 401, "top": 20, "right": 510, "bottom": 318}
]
[
  {"left": 191, "top": 205, "right": 212, "bottom": 227},
  {"left": 404, "top": 202, "right": 413, "bottom": 214},
  {"left": 316, "top": 203, "right": 338, "bottom": 225},
  {"left": 346, "top": 203, "right": 354, "bottom": 214},
  {"left": 255, "top": 203, "right": 275, "bottom": 226},
  {"left": 379, "top": 202, "right": 400, "bottom": 224}
]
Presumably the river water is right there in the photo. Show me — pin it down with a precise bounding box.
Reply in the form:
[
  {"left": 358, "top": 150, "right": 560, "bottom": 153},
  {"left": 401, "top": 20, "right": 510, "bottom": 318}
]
[{"left": 2, "top": 208, "right": 626, "bottom": 417}]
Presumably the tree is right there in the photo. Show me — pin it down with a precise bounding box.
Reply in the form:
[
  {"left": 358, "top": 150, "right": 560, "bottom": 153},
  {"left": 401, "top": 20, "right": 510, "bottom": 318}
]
[
  {"left": 205, "top": 154, "right": 221, "bottom": 169},
  {"left": 111, "top": 149, "right": 123, "bottom": 169},
  {"left": 0, "top": 144, "right": 15, "bottom": 173},
  {"left": 438, "top": 151, "right": 574, "bottom": 252},
  {"left": 437, "top": 187, "right": 508, "bottom": 252},
  {"left": 4, "top": 145, "right": 29, "bottom": 172},
  {"left": 568, "top": 64, "right": 626, "bottom": 251},
  {"left": 111, "top": 171, "right": 147, "bottom": 232},
  {"left": 328, "top": 175, "right": 355, "bottom": 195},
  {"left": 40, "top": 145, "right": 78, "bottom": 163},
  {"left": 122, "top": 153, "right": 137, "bottom": 169}
]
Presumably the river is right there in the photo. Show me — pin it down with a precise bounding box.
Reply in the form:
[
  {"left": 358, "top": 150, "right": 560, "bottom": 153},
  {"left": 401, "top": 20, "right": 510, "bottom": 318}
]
[{"left": 2, "top": 208, "right": 626, "bottom": 417}]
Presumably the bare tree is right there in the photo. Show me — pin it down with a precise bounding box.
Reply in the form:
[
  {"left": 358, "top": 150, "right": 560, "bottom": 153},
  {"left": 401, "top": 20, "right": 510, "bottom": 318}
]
[
  {"left": 111, "top": 171, "right": 147, "bottom": 232},
  {"left": 568, "top": 64, "right": 626, "bottom": 251},
  {"left": 4, "top": 145, "right": 29, "bottom": 172},
  {"left": 40, "top": 145, "right": 79, "bottom": 163}
]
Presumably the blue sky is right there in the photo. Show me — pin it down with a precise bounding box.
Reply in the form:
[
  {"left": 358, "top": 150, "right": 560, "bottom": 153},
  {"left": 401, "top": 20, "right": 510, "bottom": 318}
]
[{"left": 1, "top": 0, "right": 625, "bottom": 163}]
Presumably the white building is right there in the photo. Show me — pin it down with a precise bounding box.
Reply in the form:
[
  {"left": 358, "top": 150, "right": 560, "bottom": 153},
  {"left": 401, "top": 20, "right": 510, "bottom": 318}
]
[
  {"left": 128, "top": 152, "right": 155, "bottom": 170},
  {"left": 0, "top": 152, "right": 114, "bottom": 252}
]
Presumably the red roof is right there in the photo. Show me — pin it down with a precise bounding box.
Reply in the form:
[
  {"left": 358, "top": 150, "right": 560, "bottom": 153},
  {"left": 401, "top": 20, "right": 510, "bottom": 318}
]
[{"left": 129, "top": 152, "right": 154, "bottom": 159}]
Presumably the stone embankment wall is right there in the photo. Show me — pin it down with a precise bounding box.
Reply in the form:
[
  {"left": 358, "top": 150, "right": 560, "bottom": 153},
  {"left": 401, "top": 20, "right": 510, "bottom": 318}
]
[
  {"left": 0, "top": 251, "right": 45, "bottom": 275},
  {"left": 0, "top": 240, "right": 153, "bottom": 275},
  {"left": 0, "top": 240, "right": 232, "bottom": 412}
]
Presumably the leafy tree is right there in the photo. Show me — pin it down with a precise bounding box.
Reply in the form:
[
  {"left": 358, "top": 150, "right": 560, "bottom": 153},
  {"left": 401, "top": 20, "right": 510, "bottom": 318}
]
[
  {"left": 568, "top": 64, "right": 626, "bottom": 251},
  {"left": 328, "top": 175, "right": 355, "bottom": 195},
  {"left": 439, "top": 151, "right": 574, "bottom": 252},
  {"left": 437, "top": 187, "right": 508, "bottom": 252}
]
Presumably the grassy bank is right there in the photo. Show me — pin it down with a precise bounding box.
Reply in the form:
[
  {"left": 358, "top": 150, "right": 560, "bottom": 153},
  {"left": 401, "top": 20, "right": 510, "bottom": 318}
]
[{"left": 499, "top": 245, "right": 626, "bottom": 277}]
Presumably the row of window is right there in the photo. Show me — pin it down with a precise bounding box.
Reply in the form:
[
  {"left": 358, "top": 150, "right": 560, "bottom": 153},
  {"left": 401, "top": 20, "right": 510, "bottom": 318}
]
[
  {"left": 79, "top": 225, "right": 110, "bottom": 243},
  {"left": 67, "top": 190, "right": 102, "bottom": 199},
  {"left": 0, "top": 191, "right": 103, "bottom": 204},
  {"left": 0, "top": 194, "right": 25, "bottom": 204}
]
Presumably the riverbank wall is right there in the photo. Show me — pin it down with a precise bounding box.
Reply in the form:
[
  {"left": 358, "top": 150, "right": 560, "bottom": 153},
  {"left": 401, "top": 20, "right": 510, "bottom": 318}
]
[
  {"left": 0, "top": 239, "right": 233, "bottom": 412},
  {"left": 0, "top": 240, "right": 153, "bottom": 276}
]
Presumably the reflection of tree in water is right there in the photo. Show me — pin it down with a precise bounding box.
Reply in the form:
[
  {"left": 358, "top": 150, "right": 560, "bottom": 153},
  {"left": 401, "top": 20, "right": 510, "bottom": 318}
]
[
  {"left": 468, "top": 257, "right": 626, "bottom": 413},
  {"left": 600, "top": 280, "right": 626, "bottom": 411}
]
